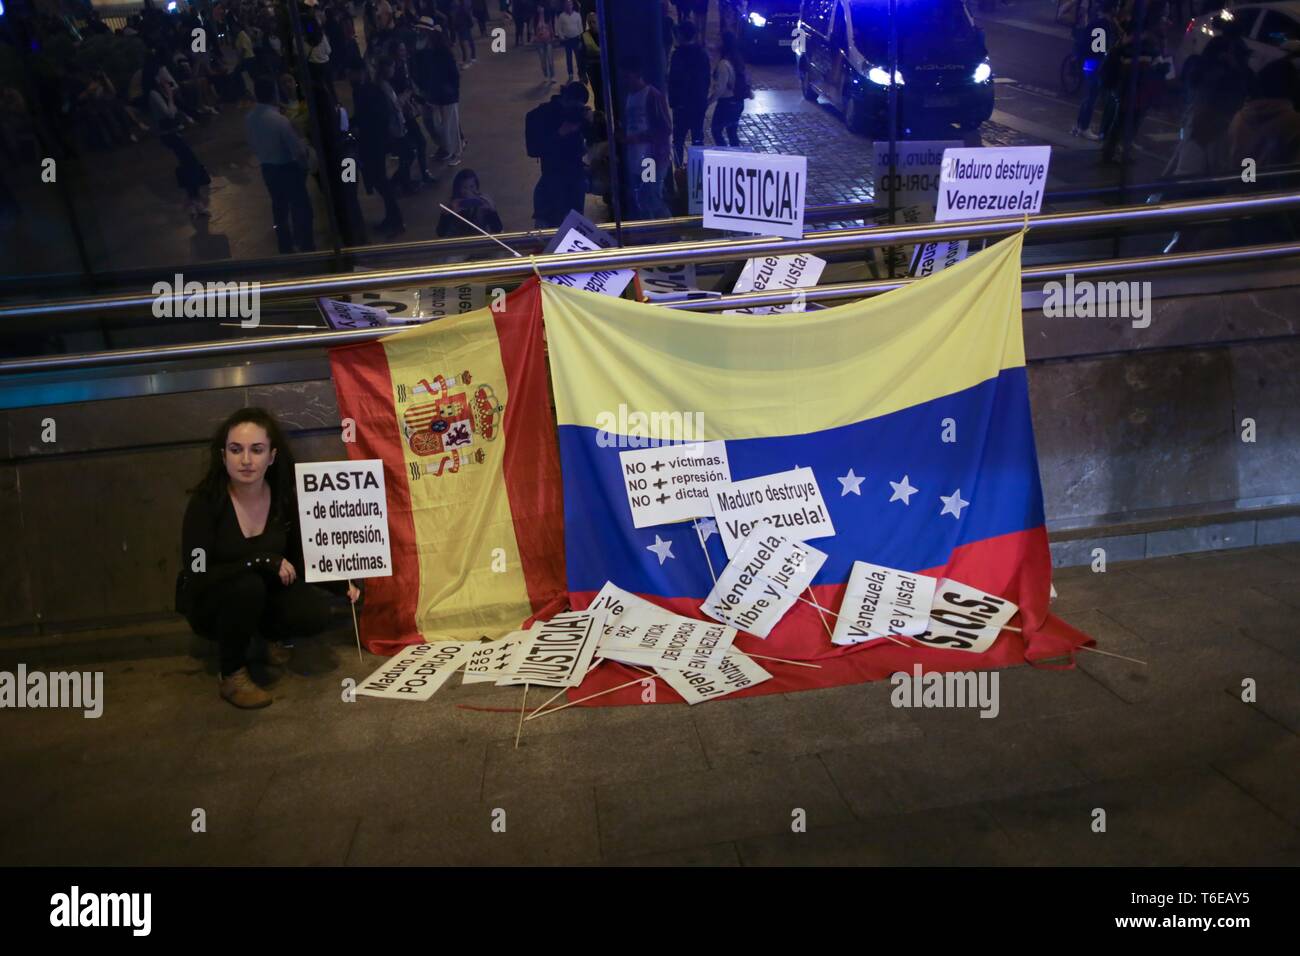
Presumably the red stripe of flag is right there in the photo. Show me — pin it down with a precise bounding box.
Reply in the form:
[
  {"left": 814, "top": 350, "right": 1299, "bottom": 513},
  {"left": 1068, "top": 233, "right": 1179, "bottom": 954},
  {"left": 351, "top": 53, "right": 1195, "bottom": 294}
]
[
  {"left": 328, "top": 339, "right": 424, "bottom": 653},
  {"left": 492, "top": 277, "right": 568, "bottom": 625}
]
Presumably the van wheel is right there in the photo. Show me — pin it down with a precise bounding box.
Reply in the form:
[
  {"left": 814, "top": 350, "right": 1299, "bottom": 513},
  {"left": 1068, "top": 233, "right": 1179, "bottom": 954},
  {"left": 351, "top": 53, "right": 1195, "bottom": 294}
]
[
  {"left": 844, "top": 94, "right": 867, "bottom": 135},
  {"left": 801, "top": 69, "right": 818, "bottom": 102}
]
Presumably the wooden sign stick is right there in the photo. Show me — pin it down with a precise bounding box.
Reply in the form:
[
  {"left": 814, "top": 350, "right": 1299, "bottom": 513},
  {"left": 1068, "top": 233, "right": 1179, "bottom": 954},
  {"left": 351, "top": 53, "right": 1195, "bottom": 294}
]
[
  {"left": 526, "top": 674, "right": 658, "bottom": 721},
  {"left": 514, "top": 683, "right": 529, "bottom": 749},
  {"left": 527, "top": 658, "right": 605, "bottom": 719},
  {"left": 695, "top": 522, "right": 719, "bottom": 585},
  {"left": 1078, "top": 644, "right": 1148, "bottom": 666},
  {"left": 737, "top": 651, "right": 822, "bottom": 670},
  {"left": 1001, "top": 623, "right": 1147, "bottom": 666},
  {"left": 348, "top": 579, "right": 363, "bottom": 665},
  {"left": 801, "top": 588, "right": 835, "bottom": 639}
]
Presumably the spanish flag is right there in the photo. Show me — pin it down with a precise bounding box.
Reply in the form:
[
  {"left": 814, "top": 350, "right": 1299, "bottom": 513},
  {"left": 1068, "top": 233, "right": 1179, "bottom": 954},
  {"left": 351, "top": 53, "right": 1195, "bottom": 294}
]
[
  {"left": 540, "top": 233, "right": 1091, "bottom": 704},
  {"left": 329, "top": 278, "right": 566, "bottom": 653}
]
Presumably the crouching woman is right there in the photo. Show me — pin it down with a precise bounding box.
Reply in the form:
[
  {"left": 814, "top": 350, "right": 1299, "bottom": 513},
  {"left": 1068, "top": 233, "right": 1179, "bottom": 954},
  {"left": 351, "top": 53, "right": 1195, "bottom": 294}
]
[{"left": 176, "top": 408, "right": 358, "bottom": 709}]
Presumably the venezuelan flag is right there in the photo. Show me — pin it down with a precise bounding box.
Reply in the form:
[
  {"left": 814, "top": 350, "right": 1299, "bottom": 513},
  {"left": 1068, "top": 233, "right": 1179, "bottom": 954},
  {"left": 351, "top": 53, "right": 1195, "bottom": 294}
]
[
  {"left": 330, "top": 278, "right": 566, "bottom": 653},
  {"left": 540, "top": 233, "right": 1090, "bottom": 703}
]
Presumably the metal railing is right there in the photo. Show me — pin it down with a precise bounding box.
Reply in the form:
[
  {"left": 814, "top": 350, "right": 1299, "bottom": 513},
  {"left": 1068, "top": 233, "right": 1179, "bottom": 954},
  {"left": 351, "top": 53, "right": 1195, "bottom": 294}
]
[
  {"left": 4, "top": 237, "right": 1299, "bottom": 374},
  {"left": 3, "top": 190, "right": 1298, "bottom": 323}
]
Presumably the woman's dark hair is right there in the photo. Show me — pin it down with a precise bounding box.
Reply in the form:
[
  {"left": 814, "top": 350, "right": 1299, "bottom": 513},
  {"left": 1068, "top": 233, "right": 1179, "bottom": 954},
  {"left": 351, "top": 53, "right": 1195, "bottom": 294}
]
[
  {"left": 190, "top": 407, "right": 297, "bottom": 507},
  {"left": 451, "top": 168, "right": 479, "bottom": 197}
]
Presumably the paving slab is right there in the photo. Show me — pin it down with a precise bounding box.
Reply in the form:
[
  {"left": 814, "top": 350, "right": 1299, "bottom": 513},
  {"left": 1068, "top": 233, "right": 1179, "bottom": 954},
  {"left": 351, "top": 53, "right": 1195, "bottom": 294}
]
[
  {"left": 819, "top": 719, "right": 1090, "bottom": 816},
  {"left": 735, "top": 806, "right": 1021, "bottom": 866},
  {"left": 593, "top": 754, "right": 853, "bottom": 861}
]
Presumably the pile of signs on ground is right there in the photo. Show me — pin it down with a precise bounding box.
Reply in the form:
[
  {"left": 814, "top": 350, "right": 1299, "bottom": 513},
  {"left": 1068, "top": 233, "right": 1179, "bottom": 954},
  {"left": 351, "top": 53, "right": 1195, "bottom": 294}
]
[{"left": 353, "top": 526, "right": 1019, "bottom": 722}]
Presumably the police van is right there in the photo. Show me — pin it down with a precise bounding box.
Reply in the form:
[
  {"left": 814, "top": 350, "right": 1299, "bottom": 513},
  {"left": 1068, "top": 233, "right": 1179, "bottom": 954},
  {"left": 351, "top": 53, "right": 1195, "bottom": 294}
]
[{"left": 796, "top": 0, "right": 995, "bottom": 137}]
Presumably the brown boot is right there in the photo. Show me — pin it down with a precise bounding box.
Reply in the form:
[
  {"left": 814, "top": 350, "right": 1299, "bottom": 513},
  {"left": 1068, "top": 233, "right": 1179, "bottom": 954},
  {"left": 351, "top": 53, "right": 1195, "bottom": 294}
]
[{"left": 219, "top": 667, "right": 272, "bottom": 709}]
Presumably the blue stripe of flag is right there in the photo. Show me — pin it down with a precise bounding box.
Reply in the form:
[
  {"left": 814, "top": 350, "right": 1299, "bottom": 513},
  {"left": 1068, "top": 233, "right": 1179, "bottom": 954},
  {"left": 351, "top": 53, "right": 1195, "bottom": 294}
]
[{"left": 558, "top": 367, "right": 1044, "bottom": 598}]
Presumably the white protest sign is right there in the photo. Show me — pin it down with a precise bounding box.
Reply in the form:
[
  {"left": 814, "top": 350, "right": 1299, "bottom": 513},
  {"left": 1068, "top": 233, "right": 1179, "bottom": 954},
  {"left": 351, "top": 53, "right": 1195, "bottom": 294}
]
[
  {"left": 709, "top": 466, "right": 835, "bottom": 559},
  {"left": 319, "top": 285, "right": 487, "bottom": 328},
  {"left": 542, "top": 209, "right": 611, "bottom": 254},
  {"left": 598, "top": 616, "right": 736, "bottom": 670},
  {"left": 703, "top": 149, "right": 807, "bottom": 239},
  {"left": 871, "top": 139, "right": 959, "bottom": 277},
  {"left": 461, "top": 634, "right": 526, "bottom": 684},
  {"left": 688, "top": 144, "right": 739, "bottom": 214},
  {"left": 831, "top": 561, "right": 937, "bottom": 646},
  {"left": 585, "top": 582, "right": 680, "bottom": 629},
  {"left": 725, "top": 253, "right": 826, "bottom": 316},
  {"left": 295, "top": 460, "right": 392, "bottom": 583},
  {"left": 936, "top": 146, "right": 1052, "bottom": 220},
  {"left": 638, "top": 263, "right": 709, "bottom": 302},
  {"left": 702, "top": 528, "right": 826, "bottom": 638},
  {"left": 356, "top": 642, "right": 475, "bottom": 700},
  {"left": 911, "top": 578, "right": 1019, "bottom": 654},
  {"left": 655, "top": 653, "right": 772, "bottom": 705},
  {"left": 404, "top": 284, "right": 487, "bottom": 321},
  {"left": 542, "top": 209, "right": 634, "bottom": 297},
  {"left": 494, "top": 611, "right": 603, "bottom": 687},
  {"left": 913, "top": 145, "right": 1051, "bottom": 278},
  {"left": 317, "top": 297, "right": 389, "bottom": 329},
  {"left": 873, "top": 140, "right": 961, "bottom": 207},
  {"left": 619, "top": 440, "right": 731, "bottom": 528}
]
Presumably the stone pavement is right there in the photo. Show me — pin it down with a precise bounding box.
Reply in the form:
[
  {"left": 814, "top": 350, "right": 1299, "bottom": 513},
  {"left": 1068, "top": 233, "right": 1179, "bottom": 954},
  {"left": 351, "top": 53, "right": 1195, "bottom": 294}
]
[{"left": 1, "top": 543, "right": 1296, "bottom": 866}]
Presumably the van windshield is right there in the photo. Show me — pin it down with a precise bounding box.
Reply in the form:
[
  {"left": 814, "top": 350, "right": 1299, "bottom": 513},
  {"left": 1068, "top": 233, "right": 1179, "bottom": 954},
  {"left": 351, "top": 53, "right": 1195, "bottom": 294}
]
[{"left": 849, "top": 0, "right": 981, "bottom": 60}]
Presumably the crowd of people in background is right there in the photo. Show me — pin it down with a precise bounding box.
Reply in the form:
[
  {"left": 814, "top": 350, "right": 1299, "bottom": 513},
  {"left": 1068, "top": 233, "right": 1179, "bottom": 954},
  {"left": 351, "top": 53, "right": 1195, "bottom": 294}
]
[
  {"left": 0, "top": 0, "right": 764, "bottom": 245},
  {"left": 6, "top": 0, "right": 1300, "bottom": 253},
  {"left": 1067, "top": 0, "right": 1300, "bottom": 176}
]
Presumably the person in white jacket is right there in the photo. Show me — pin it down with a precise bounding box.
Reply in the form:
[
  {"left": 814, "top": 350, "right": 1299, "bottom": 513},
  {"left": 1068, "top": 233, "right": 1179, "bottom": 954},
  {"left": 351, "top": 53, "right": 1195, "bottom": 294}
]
[{"left": 554, "top": 0, "right": 585, "bottom": 82}]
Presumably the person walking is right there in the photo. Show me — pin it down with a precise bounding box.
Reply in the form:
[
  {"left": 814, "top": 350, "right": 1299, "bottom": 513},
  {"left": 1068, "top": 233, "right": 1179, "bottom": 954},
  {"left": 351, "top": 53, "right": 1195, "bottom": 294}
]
[
  {"left": 668, "top": 18, "right": 710, "bottom": 166},
  {"left": 709, "top": 31, "right": 749, "bottom": 147},
  {"left": 350, "top": 58, "right": 405, "bottom": 236},
  {"left": 555, "top": 0, "right": 584, "bottom": 82},
  {"left": 472, "top": 0, "right": 489, "bottom": 35},
  {"left": 453, "top": 0, "right": 477, "bottom": 65},
  {"left": 1098, "top": 13, "right": 1165, "bottom": 164},
  {"left": 534, "top": 5, "right": 556, "bottom": 83},
  {"left": 528, "top": 80, "right": 590, "bottom": 226},
  {"left": 620, "top": 55, "right": 672, "bottom": 219},
  {"left": 391, "top": 41, "right": 437, "bottom": 190},
  {"left": 513, "top": 0, "right": 535, "bottom": 46},
  {"left": 414, "top": 18, "right": 466, "bottom": 166},
  {"left": 581, "top": 10, "right": 603, "bottom": 109},
  {"left": 245, "top": 75, "right": 315, "bottom": 252},
  {"left": 1071, "top": 0, "right": 1120, "bottom": 139}
]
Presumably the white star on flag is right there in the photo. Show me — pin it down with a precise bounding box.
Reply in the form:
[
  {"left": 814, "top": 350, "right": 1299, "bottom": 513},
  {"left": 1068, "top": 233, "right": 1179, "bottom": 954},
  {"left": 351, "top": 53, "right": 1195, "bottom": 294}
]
[
  {"left": 889, "top": 475, "right": 918, "bottom": 505},
  {"left": 693, "top": 517, "right": 718, "bottom": 541},
  {"left": 646, "top": 535, "right": 676, "bottom": 564},
  {"left": 837, "top": 468, "right": 865, "bottom": 496},
  {"left": 940, "top": 489, "right": 969, "bottom": 519}
]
